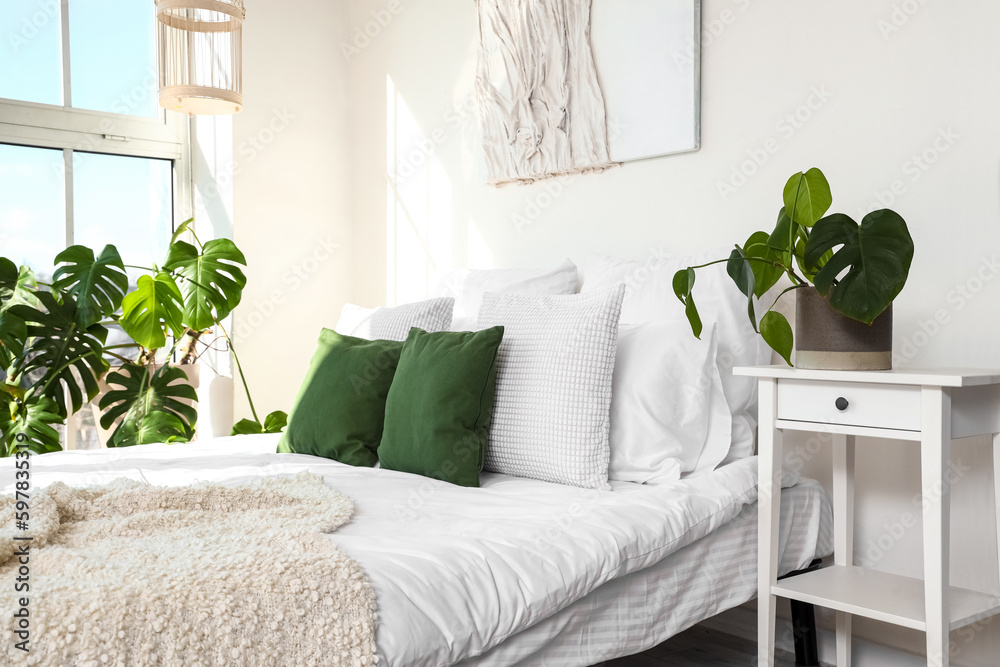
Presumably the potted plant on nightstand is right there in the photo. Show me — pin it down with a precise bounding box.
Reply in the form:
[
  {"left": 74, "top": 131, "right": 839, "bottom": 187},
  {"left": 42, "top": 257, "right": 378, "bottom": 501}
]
[{"left": 674, "top": 168, "right": 914, "bottom": 370}]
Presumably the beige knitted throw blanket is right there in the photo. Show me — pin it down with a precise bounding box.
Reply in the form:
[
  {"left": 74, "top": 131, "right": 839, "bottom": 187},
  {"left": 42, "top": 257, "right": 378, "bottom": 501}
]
[{"left": 0, "top": 473, "right": 377, "bottom": 666}]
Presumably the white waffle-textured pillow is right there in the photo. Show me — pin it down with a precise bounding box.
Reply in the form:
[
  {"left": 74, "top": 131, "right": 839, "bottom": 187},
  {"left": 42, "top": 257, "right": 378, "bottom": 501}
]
[
  {"left": 478, "top": 284, "right": 626, "bottom": 490},
  {"left": 335, "top": 297, "right": 455, "bottom": 341}
]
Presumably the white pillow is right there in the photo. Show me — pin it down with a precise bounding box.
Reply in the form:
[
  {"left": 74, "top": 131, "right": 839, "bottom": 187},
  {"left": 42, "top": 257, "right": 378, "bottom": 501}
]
[
  {"left": 609, "top": 322, "right": 732, "bottom": 485},
  {"left": 478, "top": 284, "right": 626, "bottom": 490},
  {"left": 334, "top": 297, "right": 455, "bottom": 341},
  {"left": 581, "top": 250, "right": 771, "bottom": 463},
  {"left": 435, "top": 259, "right": 578, "bottom": 319}
]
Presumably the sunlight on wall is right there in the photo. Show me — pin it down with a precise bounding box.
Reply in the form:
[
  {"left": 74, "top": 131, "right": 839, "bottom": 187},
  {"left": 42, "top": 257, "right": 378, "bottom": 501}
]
[
  {"left": 466, "top": 218, "right": 493, "bottom": 269},
  {"left": 385, "top": 75, "right": 453, "bottom": 305}
]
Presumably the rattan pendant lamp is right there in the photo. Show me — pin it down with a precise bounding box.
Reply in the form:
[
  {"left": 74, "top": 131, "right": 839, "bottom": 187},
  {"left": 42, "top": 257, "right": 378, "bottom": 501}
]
[{"left": 156, "top": 0, "right": 245, "bottom": 115}]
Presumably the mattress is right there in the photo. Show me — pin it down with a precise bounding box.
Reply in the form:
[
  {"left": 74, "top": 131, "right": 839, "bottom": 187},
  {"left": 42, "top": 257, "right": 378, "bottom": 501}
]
[{"left": 2, "top": 434, "right": 830, "bottom": 666}]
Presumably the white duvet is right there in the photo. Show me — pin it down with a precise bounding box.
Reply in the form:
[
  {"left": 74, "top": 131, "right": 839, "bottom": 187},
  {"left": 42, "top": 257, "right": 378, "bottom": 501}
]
[{"left": 2, "top": 435, "right": 767, "bottom": 666}]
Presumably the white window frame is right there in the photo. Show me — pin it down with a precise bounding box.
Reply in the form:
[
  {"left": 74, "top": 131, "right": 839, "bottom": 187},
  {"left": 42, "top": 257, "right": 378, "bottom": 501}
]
[{"left": 0, "top": 0, "right": 193, "bottom": 238}]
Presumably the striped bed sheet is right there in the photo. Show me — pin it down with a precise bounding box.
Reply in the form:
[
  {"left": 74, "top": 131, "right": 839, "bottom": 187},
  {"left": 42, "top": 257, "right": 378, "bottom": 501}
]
[{"left": 463, "top": 478, "right": 833, "bottom": 665}]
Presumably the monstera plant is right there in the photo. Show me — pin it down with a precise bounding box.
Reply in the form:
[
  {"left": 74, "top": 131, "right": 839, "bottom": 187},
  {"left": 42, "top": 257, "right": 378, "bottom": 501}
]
[
  {"left": 673, "top": 168, "right": 914, "bottom": 365},
  {"left": 0, "top": 219, "right": 285, "bottom": 455}
]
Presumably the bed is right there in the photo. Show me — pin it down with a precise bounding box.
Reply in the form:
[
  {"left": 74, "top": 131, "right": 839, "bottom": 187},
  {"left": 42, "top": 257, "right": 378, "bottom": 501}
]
[{"left": 3, "top": 433, "right": 832, "bottom": 665}]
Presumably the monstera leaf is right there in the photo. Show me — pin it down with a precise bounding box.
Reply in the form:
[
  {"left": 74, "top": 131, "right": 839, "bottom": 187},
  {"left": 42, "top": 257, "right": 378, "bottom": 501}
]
[
  {"left": 0, "top": 310, "right": 27, "bottom": 369},
  {"left": 0, "top": 259, "right": 17, "bottom": 301},
  {"left": 120, "top": 273, "right": 184, "bottom": 350},
  {"left": 98, "top": 363, "right": 198, "bottom": 447},
  {"left": 783, "top": 168, "right": 832, "bottom": 227},
  {"left": 0, "top": 393, "right": 63, "bottom": 456},
  {"left": 231, "top": 410, "right": 288, "bottom": 436},
  {"left": 805, "top": 210, "right": 914, "bottom": 324},
  {"left": 170, "top": 217, "right": 196, "bottom": 245},
  {"left": 106, "top": 410, "right": 193, "bottom": 447},
  {"left": 8, "top": 291, "right": 109, "bottom": 417},
  {"left": 52, "top": 244, "right": 128, "bottom": 327},
  {"left": 163, "top": 239, "right": 247, "bottom": 331},
  {"left": 0, "top": 262, "right": 41, "bottom": 312}
]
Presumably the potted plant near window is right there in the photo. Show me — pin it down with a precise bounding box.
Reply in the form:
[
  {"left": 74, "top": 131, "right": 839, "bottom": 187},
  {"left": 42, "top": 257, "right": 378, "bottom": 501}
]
[
  {"left": 0, "top": 219, "right": 285, "bottom": 455},
  {"left": 673, "top": 168, "right": 914, "bottom": 370}
]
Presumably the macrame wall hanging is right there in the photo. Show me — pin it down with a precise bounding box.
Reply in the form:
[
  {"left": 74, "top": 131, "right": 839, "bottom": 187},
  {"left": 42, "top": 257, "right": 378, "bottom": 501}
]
[{"left": 475, "top": 0, "right": 619, "bottom": 187}]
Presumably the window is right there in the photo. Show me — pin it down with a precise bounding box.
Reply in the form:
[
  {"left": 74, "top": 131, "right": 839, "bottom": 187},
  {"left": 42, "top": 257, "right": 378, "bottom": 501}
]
[
  {"left": 0, "top": 144, "right": 65, "bottom": 278},
  {"left": 0, "top": 0, "right": 193, "bottom": 449}
]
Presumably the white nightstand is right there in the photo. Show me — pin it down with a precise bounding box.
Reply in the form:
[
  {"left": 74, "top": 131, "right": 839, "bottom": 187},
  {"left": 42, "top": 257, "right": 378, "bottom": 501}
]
[{"left": 735, "top": 366, "right": 1000, "bottom": 667}]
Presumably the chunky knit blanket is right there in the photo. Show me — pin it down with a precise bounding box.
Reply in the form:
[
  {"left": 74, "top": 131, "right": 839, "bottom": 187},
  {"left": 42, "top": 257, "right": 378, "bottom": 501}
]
[{"left": 0, "top": 473, "right": 377, "bottom": 666}]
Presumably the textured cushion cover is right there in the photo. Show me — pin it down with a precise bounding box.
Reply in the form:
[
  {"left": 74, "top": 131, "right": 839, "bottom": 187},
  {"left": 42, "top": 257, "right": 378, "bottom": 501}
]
[
  {"left": 379, "top": 326, "right": 505, "bottom": 487},
  {"left": 277, "top": 329, "right": 402, "bottom": 466},
  {"left": 609, "top": 322, "right": 733, "bottom": 485},
  {"left": 435, "top": 259, "right": 578, "bottom": 320},
  {"left": 477, "top": 284, "right": 626, "bottom": 490},
  {"left": 581, "top": 250, "right": 771, "bottom": 463},
  {"left": 335, "top": 297, "right": 455, "bottom": 341}
]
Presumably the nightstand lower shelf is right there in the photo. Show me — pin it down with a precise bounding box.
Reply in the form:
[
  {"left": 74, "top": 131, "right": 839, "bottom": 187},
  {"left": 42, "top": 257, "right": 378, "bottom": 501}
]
[{"left": 773, "top": 565, "right": 1000, "bottom": 632}]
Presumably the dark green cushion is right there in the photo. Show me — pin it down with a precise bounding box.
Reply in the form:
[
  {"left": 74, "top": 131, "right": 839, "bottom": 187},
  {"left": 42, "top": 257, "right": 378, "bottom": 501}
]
[
  {"left": 277, "top": 329, "right": 402, "bottom": 466},
  {"left": 379, "top": 326, "right": 504, "bottom": 487}
]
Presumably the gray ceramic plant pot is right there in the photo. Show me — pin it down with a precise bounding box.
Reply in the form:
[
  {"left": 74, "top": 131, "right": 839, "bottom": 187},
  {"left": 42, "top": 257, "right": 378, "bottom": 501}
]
[{"left": 795, "top": 288, "right": 893, "bottom": 370}]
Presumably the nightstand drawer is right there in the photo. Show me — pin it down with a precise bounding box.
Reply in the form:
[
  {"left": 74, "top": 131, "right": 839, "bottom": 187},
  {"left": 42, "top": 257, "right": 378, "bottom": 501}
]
[{"left": 776, "top": 379, "right": 921, "bottom": 431}]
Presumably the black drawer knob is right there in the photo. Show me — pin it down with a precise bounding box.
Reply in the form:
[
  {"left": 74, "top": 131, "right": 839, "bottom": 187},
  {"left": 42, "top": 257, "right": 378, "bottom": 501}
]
[{"left": 835, "top": 397, "right": 849, "bottom": 411}]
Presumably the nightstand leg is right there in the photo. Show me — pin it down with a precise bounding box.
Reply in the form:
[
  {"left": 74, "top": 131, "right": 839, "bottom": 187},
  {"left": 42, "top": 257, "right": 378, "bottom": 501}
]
[
  {"left": 758, "top": 378, "right": 781, "bottom": 667},
  {"left": 994, "top": 433, "right": 1000, "bottom": 591},
  {"left": 922, "top": 388, "right": 951, "bottom": 667},
  {"left": 833, "top": 433, "right": 855, "bottom": 667}
]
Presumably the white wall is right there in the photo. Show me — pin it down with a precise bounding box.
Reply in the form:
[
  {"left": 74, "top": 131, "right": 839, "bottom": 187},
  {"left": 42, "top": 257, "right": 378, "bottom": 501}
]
[
  {"left": 232, "top": 0, "right": 355, "bottom": 423},
  {"left": 342, "top": 0, "right": 1000, "bottom": 664}
]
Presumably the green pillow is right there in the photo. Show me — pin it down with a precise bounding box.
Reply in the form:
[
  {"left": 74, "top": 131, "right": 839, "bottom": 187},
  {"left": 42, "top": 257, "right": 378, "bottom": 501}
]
[
  {"left": 379, "top": 326, "right": 504, "bottom": 487},
  {"left": 277, "top": 329, "right": 402, "bottom": 466}
]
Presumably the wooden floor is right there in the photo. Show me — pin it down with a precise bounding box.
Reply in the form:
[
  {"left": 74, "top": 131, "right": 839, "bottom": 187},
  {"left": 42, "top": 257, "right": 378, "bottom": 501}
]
[{"left": 603, "top": 624, "right": 802, "bottom": 666}]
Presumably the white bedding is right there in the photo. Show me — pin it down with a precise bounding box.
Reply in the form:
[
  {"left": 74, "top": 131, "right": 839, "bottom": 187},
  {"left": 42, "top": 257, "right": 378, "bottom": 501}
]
[
  {"left": 4, "top": 434, "right": 795, "bottom": 666},
  {"left": 466, "top": 479, "right": 833, "bottom": 665}
]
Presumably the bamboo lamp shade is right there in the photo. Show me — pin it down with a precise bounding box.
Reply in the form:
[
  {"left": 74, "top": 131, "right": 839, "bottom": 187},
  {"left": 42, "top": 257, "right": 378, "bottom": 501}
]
[{"left": 156, "top": 0, "right": 245, "bottom": 115}]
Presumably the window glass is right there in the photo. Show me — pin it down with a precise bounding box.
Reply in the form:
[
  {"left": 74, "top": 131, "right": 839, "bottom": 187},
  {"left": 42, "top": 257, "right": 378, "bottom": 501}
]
[
  {"left": 72, "top": 152, "right": 172, "bottom": 281},
  {"left": 0, "top": 144, "right": 66, "bottom": 280},
  {"left": 69, "top": 0, "right": 158, "bottom": 117},
  {"left": 0, "top": 0, "right": 64, "bottom": 106},
  {"left": 71, "top": 152, "right": 173, "bottom": 450}
]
